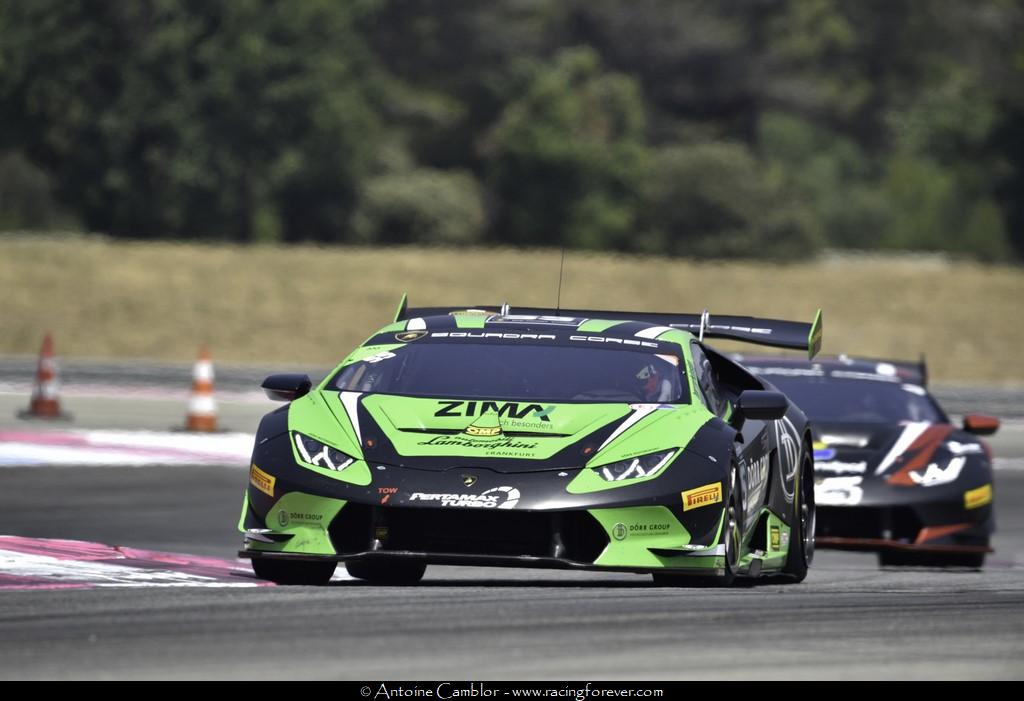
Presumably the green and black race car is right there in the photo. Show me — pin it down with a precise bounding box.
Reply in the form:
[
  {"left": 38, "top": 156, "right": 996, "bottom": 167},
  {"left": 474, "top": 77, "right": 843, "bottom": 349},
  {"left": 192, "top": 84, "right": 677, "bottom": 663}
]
[{"left": 238, "top": 299, "right": 823, "bottom": 586}]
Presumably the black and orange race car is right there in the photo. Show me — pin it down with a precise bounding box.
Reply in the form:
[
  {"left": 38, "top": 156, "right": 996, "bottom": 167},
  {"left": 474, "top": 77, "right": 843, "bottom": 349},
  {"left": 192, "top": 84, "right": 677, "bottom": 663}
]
[{"left": 737, "top": 355, "right": 999, "bottom": 568}]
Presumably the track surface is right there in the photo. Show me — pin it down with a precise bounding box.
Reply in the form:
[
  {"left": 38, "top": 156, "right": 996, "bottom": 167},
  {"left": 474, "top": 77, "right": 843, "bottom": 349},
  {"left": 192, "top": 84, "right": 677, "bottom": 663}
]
[{"left": 1, "top": 389, "right": 1023, "bottom": 679}]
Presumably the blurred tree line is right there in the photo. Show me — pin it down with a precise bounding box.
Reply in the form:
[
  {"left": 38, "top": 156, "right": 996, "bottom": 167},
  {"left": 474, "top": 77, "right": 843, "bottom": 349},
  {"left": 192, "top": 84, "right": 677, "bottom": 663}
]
[{"left": 1, "top": 0, "right": 1021, "bottom": 261}]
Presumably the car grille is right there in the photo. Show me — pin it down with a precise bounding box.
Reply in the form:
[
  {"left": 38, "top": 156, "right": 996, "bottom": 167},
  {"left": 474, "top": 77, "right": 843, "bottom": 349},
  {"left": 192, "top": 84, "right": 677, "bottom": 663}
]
[{"left": 329, "top": 503, "right": 608, "bottom": 564}]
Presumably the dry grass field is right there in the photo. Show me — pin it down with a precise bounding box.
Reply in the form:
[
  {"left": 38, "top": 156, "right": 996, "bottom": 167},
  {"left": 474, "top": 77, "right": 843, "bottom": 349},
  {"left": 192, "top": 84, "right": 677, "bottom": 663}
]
[{"left": 2, "top": 233, "right": 1022, "bottom": 382}]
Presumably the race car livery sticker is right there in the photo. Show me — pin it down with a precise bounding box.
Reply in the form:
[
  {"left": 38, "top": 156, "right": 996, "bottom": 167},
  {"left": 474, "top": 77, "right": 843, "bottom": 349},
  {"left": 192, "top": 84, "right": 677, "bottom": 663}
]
[
  {"left": 770, "top": 526, "right": 781, "bottom": 551},
  {"left": 815, "top": 476, "right": 863, "bottom": 506},
  {"left": 434, "top": 400, "right": 553, "bottom": 422},
  {"left": 682, "top": 482, "right": 722, "bottom": 511},
  {"left": 408, "top": 486, "right": 521, "bottom": 509},
  {"left": 249, "top": 464, "right": 275, "bottom": 497},
  {"left": 964, "top": 484, "right": 993, "bottom": 510},
  {"left": 815, "top": 461, "right": 868, "bottom": 474},
  {"left": 378, "top": 486, "right": 398, "bottom": 504},
  {"left": 430, "top": 331, "right": 557, "bottom": 341},
  {"left": 486, "top": 314, "right": 585, "bottom": 327},
  {"left": 909, "top": 456, "right": 966, "bottom": 486}
]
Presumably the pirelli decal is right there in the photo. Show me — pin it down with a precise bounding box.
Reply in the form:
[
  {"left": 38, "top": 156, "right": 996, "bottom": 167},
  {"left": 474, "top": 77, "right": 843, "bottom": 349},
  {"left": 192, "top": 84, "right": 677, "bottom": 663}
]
[
  {"left": 964, "top": 484, "right": 993, "bottom": 510},
  {"left": 250, "top": 464, "right": 276, "bottom": 497},
  {"left": 682, "top": 482, "right": 723, "bottom": 511}
]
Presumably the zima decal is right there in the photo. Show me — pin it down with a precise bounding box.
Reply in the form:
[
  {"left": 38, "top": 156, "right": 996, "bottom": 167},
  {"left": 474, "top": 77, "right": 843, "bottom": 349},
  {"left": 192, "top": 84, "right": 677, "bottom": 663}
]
[{"left": 434, "top": 400, "right": 554, "bottom": 422}]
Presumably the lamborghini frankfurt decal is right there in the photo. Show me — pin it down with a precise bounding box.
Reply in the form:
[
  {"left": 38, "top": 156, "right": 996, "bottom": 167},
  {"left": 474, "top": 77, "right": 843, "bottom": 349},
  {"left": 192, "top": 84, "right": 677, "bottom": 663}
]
[
  {"left": 409, "top": 486, "right": 521, "bottom": 509},
  {"left": 815, "top": 476, "right": 863, "bottom": 506},
  {"left": 249, "top": 464, "right": 275, "bottom": 497},
  {"left": 682, "top": 482, "right": 722, "bottom": 511},
  {"left": 964, "top": 484, "right": 993, "bottom": 510}
]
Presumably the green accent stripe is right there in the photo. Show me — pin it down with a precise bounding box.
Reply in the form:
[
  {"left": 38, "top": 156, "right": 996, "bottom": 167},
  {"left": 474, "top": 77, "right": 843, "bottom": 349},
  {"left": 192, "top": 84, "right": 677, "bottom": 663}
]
[{"left": 577, "top": 319, "right": 625, "bottom": 333}]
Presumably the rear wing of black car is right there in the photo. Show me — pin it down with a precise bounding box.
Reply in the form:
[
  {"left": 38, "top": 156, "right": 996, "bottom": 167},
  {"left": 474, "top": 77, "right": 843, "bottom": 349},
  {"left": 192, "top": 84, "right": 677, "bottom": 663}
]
[{"left": 394, "top": 296, "right": 823, "bottom": 360}]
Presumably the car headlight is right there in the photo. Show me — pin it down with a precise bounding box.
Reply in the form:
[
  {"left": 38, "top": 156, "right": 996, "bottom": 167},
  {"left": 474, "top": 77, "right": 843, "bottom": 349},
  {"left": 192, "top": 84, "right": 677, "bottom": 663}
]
[
  {"left": 594, "top": 450, "right": 676, "bottom": 482},
  {"left": 293, "top": 433, "right": 356, "bottom": 472}
]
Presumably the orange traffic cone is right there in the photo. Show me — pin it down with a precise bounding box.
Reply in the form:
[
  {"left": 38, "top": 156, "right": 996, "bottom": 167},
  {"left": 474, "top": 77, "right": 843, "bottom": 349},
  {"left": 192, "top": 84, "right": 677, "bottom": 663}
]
[
  {"left": 184, "top": 345, "right": 218, "bottom": 432},
  {"left": 19, "top": 332, "right": 72, "bottom": 420}
]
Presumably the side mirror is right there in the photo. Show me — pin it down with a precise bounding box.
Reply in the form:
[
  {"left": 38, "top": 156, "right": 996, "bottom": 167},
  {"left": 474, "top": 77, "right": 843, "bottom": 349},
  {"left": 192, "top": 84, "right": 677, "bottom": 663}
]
[
  {"left": 735, "top": 390, "right": 789, "bottom": 421},
  {"left": 963, "top": 414, "right": 1000, "bottom": 436},
  {"left": 262, "top": 374, "right": 312, "bottom": 402}
]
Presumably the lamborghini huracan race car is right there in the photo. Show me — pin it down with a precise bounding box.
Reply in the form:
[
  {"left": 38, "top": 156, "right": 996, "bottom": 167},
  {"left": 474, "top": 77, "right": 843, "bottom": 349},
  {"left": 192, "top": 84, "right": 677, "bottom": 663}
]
[
  {"left": 739, "top": 355, "right": 999, "bottom": 567},
  {"left": 238, "top": 299, "right": 823, "bottom": 586}
]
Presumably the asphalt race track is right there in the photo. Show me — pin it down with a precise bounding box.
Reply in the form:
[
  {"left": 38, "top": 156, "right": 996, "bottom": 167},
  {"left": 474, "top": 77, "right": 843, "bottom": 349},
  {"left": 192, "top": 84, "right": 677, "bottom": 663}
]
[{"left": 1, "top": 391, "right": 1023, "bottom": 679}]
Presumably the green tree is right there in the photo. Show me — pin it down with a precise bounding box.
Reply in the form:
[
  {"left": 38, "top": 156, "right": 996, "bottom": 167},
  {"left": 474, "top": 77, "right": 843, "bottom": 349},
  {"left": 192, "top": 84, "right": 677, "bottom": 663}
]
[{"left": 483, "top": 47, "right": 649, "bottom": 250}]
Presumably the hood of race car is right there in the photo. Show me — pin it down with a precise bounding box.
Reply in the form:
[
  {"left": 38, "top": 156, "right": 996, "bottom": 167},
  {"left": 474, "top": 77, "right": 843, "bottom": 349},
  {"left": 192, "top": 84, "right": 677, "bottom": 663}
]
[
  {"left": 300, "top": 391, "right": 712, "bottom": 473},
  {"left": 811, "top": 420, "right": 985, "bottom": 485}
]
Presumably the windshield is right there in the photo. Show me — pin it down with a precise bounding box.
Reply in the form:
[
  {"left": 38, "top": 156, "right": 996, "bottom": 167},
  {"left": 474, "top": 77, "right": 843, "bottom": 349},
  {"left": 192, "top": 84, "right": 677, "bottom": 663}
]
[
  {"left": 329, "top": 343, "right": 687, "bottom": 403},
  {"left": 761, "top": 375, "right": 945, "bottom": 424}
]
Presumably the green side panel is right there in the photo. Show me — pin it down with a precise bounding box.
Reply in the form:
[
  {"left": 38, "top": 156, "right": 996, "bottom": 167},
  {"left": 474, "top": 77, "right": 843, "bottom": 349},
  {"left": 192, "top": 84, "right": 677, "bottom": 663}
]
[
  {"left": 808, "top": 308, "right": 823, "bottom": 360},
  {"left": 453, "top": 313, "right": 488, "bottom": 329},
  {"left": 590, "top": 506, "right": 697, "bottom": 568},
  {"left": 393, "top": 292, "right": 408, "bottom": 323},
  {"left": 375, "top": 322, "right": 405, "bottom": 334},
  {"left": 237, "top": 491, "right": 250, "bottom": 533},
  {"left": 568, "top": 405, "right": 712, "bottom": 494},
  {"left": 247, "top": 492, "right": 346, "bottom": 555},
  {"left": 577, "top": 319, "right": 625, "bottom": 333},
  {"left": 362, "top": 394, "right": 630, "bottom": 460}
]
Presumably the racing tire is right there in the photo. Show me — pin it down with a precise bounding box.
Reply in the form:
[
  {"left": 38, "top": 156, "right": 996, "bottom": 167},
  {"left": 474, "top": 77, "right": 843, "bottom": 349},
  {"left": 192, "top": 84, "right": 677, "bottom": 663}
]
[
  {"left": 781, "top": 446, "right": 815, "bottom": 582},
  {"left": 251, "top": 558, "right": 337, "bottom": 585},
  {"left": 345, "top": 559, "right": 427, "bottom": 584},
  {"left": 652, "top": 457, "right": 740, "bottom": 588},
  {"left": 878, "top": 550, "right": 986, "bottom": 569}
]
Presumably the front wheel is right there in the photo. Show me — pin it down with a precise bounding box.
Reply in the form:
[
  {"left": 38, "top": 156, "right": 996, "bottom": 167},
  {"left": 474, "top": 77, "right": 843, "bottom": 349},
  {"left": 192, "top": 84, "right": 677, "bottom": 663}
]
[
  {"left": 782, "top": 447, "right": 815, "bottom": 582},
  {"left": 251, "top": 558, "right": 336, "bottom": 585}
]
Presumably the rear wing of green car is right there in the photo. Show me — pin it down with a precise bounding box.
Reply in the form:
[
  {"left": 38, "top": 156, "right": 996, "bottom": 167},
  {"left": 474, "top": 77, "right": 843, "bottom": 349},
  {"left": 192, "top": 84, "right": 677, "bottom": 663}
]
[{"left": 394, "top": 295, "right": 824, "bottom": 360}]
